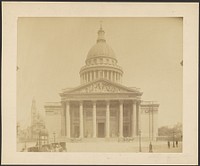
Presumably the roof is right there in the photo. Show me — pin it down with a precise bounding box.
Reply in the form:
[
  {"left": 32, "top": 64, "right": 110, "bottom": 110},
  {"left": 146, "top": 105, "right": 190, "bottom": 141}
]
[
  {"left": 44, "top": 102, "right": 61, "bottom": 108},
  {"left": 87, "top": 42, "right": 116, "bottom": 60},
  {"left": 86, "top": 27, "right": 116, "bottom": 60},
  {"left": 61, "top": 78, "right": 142, "bottom": 95}
]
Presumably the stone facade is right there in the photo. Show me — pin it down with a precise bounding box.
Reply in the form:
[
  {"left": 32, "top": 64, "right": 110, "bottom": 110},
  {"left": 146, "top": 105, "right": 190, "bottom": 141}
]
[{"left": 44, "top": 26, "right": 159, "bottom": 141}]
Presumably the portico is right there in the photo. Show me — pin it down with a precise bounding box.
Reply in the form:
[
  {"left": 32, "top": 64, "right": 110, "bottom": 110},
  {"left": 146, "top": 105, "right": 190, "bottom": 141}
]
[
  {"left": 60, "top": 76, "right": 143, "bottom": 140},
  {"left": 61, "top": 99, "right": 140, "bottom": 139}
]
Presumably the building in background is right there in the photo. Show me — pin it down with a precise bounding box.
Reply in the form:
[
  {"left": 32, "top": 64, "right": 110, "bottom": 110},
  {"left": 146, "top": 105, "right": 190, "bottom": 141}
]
[
  {"left": 29, "top": 98, "right": 47, "bottom": 140},
  {"left": 18, "top": 98, "right": 47, "bottom": 142},
  {"left": 44, "top": 26, "right": 159, "bottom": 141},
  {"left": 44, "top": 102, "right": 62, "bottom": 142}
]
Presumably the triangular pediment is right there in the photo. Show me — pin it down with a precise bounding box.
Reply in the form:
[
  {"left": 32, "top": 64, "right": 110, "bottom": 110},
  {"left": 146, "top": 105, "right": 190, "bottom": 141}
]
[{"left": 63, "top": 79, "right": 140, "bottom": 94}]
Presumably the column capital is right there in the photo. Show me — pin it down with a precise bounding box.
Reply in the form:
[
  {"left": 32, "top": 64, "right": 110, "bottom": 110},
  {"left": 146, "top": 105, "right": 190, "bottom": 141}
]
[
  {"left": 132, "top": 100, "right": 137, "bottom": 104},
  {"left": 65, "top": 100, "right": 70, "bottom": 104},
  {"left": 61, "top": 109, "right": 65, "bottom": 116},
  {"left": 92, "top": 100, "right": 97, "bottom": 104},
  {"left": 119, "top": 100, "right": 124, "bottom": 104},
  {"left": 105, "top": 100, "right": 110, "bottom": 105},
  {"left": 61, "top": 101, "right": 65, "bottom": 106},
  {"left": 136, "top": 100, "right": 142, "bottom": 105}
]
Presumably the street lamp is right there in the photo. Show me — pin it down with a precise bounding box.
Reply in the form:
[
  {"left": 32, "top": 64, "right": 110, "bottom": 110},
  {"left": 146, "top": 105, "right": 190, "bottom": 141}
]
[
  {"left": 38, "top": 130, "right": 41, "bottom": 151},
  {"left": 172, "top": 130, "right": 175, "bottom": 148},
  {"left": 17, "top": 123, "right": 20, "bottom": 143},
  {"left": 139, "top": 130, "right": 142, "bottom": 152},
  {"left": 17, "top": 123, "right": 20, "bottom": 137},
  {"left": 53, "top": 132, "right": 56, "bottom": 143}
]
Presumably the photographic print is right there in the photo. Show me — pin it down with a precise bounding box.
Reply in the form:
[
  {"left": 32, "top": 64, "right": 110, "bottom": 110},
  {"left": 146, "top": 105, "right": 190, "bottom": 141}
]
[
  {"left": 2, "top": 2, "right": 198, "bottom": 165},
  {"left": 17, "top": 17, "right": 183, "bottom": 153}
]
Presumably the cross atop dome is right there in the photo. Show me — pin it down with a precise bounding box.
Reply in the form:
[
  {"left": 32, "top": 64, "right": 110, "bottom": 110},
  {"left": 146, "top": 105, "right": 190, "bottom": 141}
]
[
  {"left": 100, "top": 20, "right": 103, "bottom": 30},
  {"left": 97, "top": 21, "right": 106, "bottom": 43}
]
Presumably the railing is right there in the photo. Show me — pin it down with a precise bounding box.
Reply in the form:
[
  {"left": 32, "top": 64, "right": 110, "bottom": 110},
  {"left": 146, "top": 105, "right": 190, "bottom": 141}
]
[
  {"left": 44, "top": 102, "right": 62, "bottom": 107},
  {"left": 156, "top": 136, "right": 182, "bottom": 141},
  {"left": 141, "top": 101, "right": 159, "bottom": 105},
  {"left": 70, "top": 138, "right": 82, "bottom": 143},
  {"left": 80, "top": 64, "right": 123, "bottom": 72},
  {"left": 118, "top": 137, "right": 135, "bottom": 142},
  {"left": 129, "top": 87, "right": 141, "bottom": 91}
]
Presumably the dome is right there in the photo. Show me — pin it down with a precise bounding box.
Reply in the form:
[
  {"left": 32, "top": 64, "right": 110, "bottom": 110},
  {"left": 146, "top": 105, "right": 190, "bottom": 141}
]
[
  {"left": 86, "top": 26, "right": 116, "bottom": 60},
  {"left": 87, "top": 42, "right": 116, "bottom": 60},
  {"left": 80, "top": 25, "right": 123, "bottom": 85}
]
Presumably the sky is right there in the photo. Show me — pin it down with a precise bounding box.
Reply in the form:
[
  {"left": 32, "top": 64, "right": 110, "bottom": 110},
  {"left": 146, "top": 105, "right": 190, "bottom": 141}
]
[{"left": 17, "top": 17, "right": 183, "bottom": 129}]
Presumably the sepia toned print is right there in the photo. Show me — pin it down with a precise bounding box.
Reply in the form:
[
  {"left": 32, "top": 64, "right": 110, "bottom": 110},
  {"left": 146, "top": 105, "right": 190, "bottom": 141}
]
[{"left": 17, "top": 17, "right": 183, "bottom": 153}]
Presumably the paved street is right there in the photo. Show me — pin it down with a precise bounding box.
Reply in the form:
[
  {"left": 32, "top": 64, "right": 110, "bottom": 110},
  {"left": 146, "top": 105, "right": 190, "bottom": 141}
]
[
  {"left": 64, "top": 141, "right": 182, "bottom": 153},
  {"left": 17, "top": 140, "right": 182, "bottom": 153}
]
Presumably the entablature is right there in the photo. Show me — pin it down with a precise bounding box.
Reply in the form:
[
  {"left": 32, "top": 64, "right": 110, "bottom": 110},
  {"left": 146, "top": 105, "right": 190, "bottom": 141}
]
[{"left": 60, "top": 93, "right": 142, "bottom": 102}]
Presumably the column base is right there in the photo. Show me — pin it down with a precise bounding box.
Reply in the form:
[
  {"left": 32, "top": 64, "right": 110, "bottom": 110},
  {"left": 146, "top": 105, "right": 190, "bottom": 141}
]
[
  {"left": 118, "top": 137, "right": 124, "bottom": 142},
  {"left": 105, "top": 137, "right": 110, "bottom": 141}
]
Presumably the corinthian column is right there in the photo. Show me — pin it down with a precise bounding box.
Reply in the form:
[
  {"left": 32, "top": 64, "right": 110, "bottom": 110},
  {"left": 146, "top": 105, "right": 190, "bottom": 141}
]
[
  {"left": 90, "top": 71, "right": 92, "bottom": 82},
  {"left": 65, "top": 101, "right": 70, "bottom": 138},
  {"left": 110, "top": 71, "right": 113, "bottom": 81},
  {"left": 83, "top": 73, "right": 85, "bottom": 83},
  {"left": 94, "top": 71, "right": 96, "bottom": 80},
  {"left": 119, "top": 100, "right": 123, "bottom": 138},
  {"left": 92, "top": 101, "right": 97, "bottom": 138},
  {"left": 61, "top": 102, "right": 65, "bottom": 136},
  {"left": 137, "top": 101, "right": 141, "bottom": 135},
  {"left": 85, "top": 73, "right": 87, "bottom": 83},
  {"left": 79, "top": 101, "right": 84, "bottom": 138},
  {"left": 131, "top": 101, "right": 137, "bottom": 137},
  {"left": 105, "top": 70, "right": 108, "bottom": 80},
  {"left": 113, "top": 72, "right": 116, "bottom": 82},
  {"left": 106, "top": 101, "right": 110, "bottom": 138}
]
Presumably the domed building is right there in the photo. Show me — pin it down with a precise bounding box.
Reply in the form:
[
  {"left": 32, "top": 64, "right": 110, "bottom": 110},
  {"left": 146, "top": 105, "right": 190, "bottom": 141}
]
[
  {"left": 45, "top": 26, "right": 159, "bottom": 142},
  {"left": 79, "top": 26, "right": 123, "bottom": 85}
]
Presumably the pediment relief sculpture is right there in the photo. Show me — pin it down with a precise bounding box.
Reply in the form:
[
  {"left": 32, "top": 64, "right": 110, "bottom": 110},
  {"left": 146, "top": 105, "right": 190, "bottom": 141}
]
[{"left": 77, "top": 82, "right": 124, "bottom": 93}]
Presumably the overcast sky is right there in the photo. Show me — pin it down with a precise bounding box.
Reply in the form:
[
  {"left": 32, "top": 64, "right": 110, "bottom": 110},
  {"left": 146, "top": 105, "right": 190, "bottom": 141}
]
[{"left": 17, "top": 17, "right": 182, "bottom": 128}]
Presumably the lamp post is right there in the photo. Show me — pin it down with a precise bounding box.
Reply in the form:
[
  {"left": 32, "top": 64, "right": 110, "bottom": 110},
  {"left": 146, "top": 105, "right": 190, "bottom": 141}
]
[
  {"left": 172, "top": 130, "right": 175, "bottom": 148},
  {"left": 139, "top": 130, "right": 142, "bottom": 152},
  {"left": 17, "top": 123, "right": 20, "bottom": 143},
  {"left": 17, "top": 123, "right": 20, "bottom": 137},
  {"left": 24, "top": 141, "right": 26, "bottom": 149},
  {"left": 53, "top": 132, "right": 56, "bottom": 143},
  {"left": 38, "top": 130, "right": 41, "bottom": 151}
]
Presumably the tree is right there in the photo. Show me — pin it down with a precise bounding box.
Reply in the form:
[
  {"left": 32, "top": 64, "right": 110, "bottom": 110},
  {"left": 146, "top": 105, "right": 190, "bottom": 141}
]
[{"left": 158, "top": 122, "right": 182, "bottom": 141}]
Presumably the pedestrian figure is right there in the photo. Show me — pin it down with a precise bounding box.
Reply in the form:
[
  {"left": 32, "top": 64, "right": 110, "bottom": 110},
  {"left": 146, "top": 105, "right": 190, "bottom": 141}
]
[
  {"left": 168, "top": 140, "right": 170, "bottom": 148},
  {"left": 55, "top": 145, "right": 60, "bottom": 152},
  {"left": 58, "top": 145, "right": 63, "bottom": 152},
  {"left": 176, "top": 140, "right": 178, "bottom": 147},
  {"left": 149, "top": 142, "right": 153, "bottom": 152},
  {"left": 173, "top": 141, "right": 175, "bottom": 148},
  {"left": 21, "top": 148, "right": 25, "bottom": 152}
]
